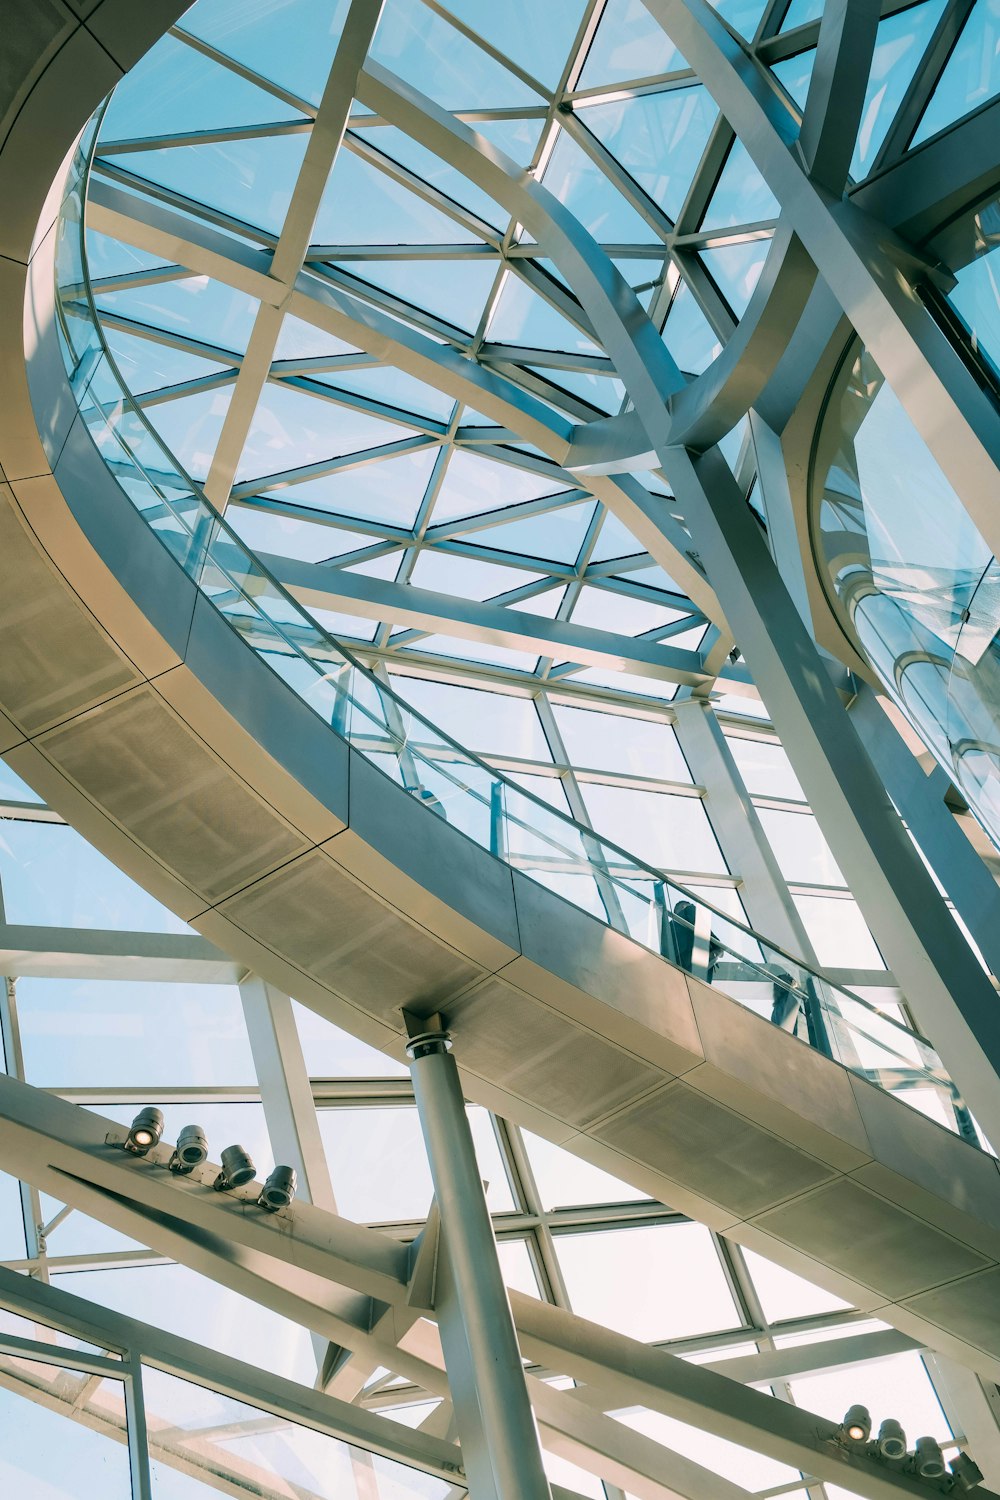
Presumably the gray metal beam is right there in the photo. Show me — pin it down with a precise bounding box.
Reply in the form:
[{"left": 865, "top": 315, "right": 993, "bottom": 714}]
[
  {"left": 244, "top": 547, "right": 712, "bottom": 685},
  {"left": 0, "top": 1073, "right": 983, "bottom": 1500}
]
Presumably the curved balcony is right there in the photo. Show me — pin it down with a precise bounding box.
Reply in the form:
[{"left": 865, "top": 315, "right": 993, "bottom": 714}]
[
  {"left": 54, "top": 114, "right": 976, "bottom": 1147},
  {"left": 5, "top": 0, "right": 1000, "bottom": 1379}
]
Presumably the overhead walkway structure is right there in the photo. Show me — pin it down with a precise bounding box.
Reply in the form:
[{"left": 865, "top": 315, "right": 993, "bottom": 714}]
[{"left": 5, "top": 0, "right": 1000, "bottom": 1393}]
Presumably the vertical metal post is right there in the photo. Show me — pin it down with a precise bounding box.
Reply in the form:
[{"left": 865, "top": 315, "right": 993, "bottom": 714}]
[
  {"left": 405, "top": 1017, "right": 552, "bottom": 1500},
  {"left": 123, "top": 1350, "right": 153, "bottom": 1500}
]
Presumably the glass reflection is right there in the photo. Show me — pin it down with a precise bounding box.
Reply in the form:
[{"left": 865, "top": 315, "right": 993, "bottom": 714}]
[{"left": 812, "top": 337, "right": 1000, "bottom": 868}]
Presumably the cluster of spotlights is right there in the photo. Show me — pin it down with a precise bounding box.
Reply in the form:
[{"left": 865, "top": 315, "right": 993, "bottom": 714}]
[
  {"left": 121, "top": 1110, "right": 297, "bottom": 1213},
  {"left": 840, "top": 1407, "right": 982, "bottom": 1489}
]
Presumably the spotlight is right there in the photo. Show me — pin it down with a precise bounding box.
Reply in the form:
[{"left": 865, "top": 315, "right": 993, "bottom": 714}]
[
  {"left": 878, "top": 1418, "right": 907, "bottom": 1460},
  {"left": 914, "top": 1436, "right": 947, "bottom": 1479},
  {"left": 258, "top": 1165, "right": 297, "bottom": 1212},
  {"left": 213, "top": 1144, "right": 256, "bottom": 1191},
  {"left": 842, "top": 1405, "right": 871, "bottom": 1445},
  {"left": 169, "top": 1124, "right": 207, "bottom": 1174},
  {"left": 125, "top": 1107, "right": 163, "bottom": 1156},
  {"left": 950, "top": 1452, "right": 984, "bottom": 1491}
]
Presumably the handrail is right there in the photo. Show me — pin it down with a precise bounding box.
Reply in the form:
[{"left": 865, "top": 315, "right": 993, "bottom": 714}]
[{"left": 51, "top": 110, "right": 983, "bottom": 1149}]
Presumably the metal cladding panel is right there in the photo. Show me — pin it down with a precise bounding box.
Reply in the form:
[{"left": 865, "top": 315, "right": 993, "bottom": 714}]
[
  {"left": 180, "top": 593, "right": 350, "bottom": 834},
  {"left": 37, "top": 684, "right": 309, "bottom": 903},
  {"left": 753, "top": 1177, "right": 992, "bottom": 1300},
  {"left": 594, "top": 1079, "right": 837, "bottom": 1220},
  {"left": 687, "top": 980, "right": 872, "bottom": 1170},
  {"left": 344, "top": 748, "right": 521, "bottom": 959},
  {"left": 448, "top": 975, "right": 665, "bottom": 1130},
  {"left": 0, "top": 490, "right": 139, "bottom": 732},
  {"left": 901, "top": 1266, "right": 1000, "bottom": 1361},
  {"left": 218, "top": 847, "right": 483, "bottom": 1023}
]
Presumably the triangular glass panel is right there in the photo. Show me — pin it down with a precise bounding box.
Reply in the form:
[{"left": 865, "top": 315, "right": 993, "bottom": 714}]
[
  {"left": 273, "top": 317, "right": 360, "bottom": 360},
  {"left": 707, "top": 0, "right": 767, "bottom": 40},
  {"left": 589, "top": 509, "right": 648, "bottom": 564},
  {"left": 410, "top": 550, "right": 544, "bottom": 600},
  {"left": 780, "top": 0, "right": 823, "bottom": 29},
  {"left": 104, "top": 328, "right": 233, "bottom": 395},
  {"left": 612, "top": 255, "right": 668, "bottom": 310},
  {"left": 526, "top": 365, "right": 626, "bottom": 413},
  {"left": 342, "top": 551, "right": 404, "bottom": 578},
  {"left": 771, "top": 49, "right": 815, "bottom": 113},
  {"left": 100, "top": 33, "right": 309, "bottom": 143},
  {"left": 144, "top": 387, "right": 234, "bottom": 482},
  {"left": 370, "top": 0, "right": 545, "bottom": 109},
  {"left": 700, "top": 236, "right": 772, "bottom": 318},
  {"left": 488, "top": 272, "right": 599, "bottom": 354},
  {"left": 539, "top": 129, "right": 662, "bottom": 243},
  {"left": 461, "top": 500, "right": 597, "bottom": 563},
  {"left": 913, "top": 1, "right": 1000, "bottom": 145},
  {"left": 312, "top": 363, "right": 457, "bottom": 423},
  {"left": 437, "top": 0, "right": 587, "bottom": 87},
  {"left": 358, "top": 126, "right": 509, "bottom": 227},
  {"left": 235, "top": 385, "right": 419, "bottom": 483},
  {"left": 662, "top": 279, "right": 723, "bottom": 375},
  {"left": 431, "top": 450, "right": 567, "bottom": 523},
  {"left": 180, "top": 0, "right": 353, "bottom": 107},
  {"left": 852, "top": 0, "right": 947, "bottom": 177},
  {"left": 437, "top": 0, "right": 588, "bottom": 88},
  {"left": 343, "top": 257, "right": 500, "bottom": 332},
  {"left": 515, "top": 585, "right": 568, "bottom": 618},
  {"left": 701, "top": 137, "right": 779, "bottom": 229},
  {"left": 622, "top": 561, "right": 687, "bottom": 595},
  {"left": 579, "top": 84, "right": 717, "bottom": 223},
  {"left": 579, "top": 0, "right": 689, "bottom": 86},
  {"left": 228, "top": 505, "right": 366, "bottom": 563},
  {"left": 257, "top": 446, "right": 438, "bottom": 527},
  {"left": 314, "top": 150, "right": 483, "bottom": 246},
  {"left": 84, "top": 229, "right": 172, "bottom": 282},
  {"left": 569, "top": 584, "right": 682, "bottom": 633},
  {"left": 101, "top": 133, "right": 310, "bottom": 238},
  {"left": 95, "top": 278, "right": 261, "bottom": 357},
  {"left": 476, "top": 117, "right": 547, "bottom": 168}
]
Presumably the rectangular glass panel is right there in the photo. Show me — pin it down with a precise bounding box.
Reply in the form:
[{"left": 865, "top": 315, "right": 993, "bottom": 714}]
[
  {"left": 16, "top": 978, "right": 256, "bottom": 1088},
  {"left": 141, "top": 1365, "right": 461, "bottom": 1498}
]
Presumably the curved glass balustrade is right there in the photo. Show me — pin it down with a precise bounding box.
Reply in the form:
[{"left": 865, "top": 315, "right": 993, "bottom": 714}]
[
  {"left": 813, "top": 338, "right": 1000, "bottom": 863},
  {"left": 52, "top": 123, "right": 980, "bottom": 1146}
]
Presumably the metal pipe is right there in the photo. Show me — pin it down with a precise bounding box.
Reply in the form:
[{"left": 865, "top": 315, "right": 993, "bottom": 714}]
[{"left": 406, "top": 1022, "right": 552, "bottom": 1500}]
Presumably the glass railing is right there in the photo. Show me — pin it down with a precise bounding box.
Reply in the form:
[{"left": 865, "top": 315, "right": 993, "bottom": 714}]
[{"left": 50, "top": 121, "right": 983, "bottom": 1149}]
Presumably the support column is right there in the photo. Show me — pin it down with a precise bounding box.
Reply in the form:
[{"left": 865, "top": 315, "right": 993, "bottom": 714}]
[{"left": 405, "top": 1016, "right": 552, "bottom": 1500}]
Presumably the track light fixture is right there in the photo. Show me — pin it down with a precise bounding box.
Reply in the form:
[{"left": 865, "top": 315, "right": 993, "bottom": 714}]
[
  {"left": 213, "top": 1144, "right": 256, "bottom": 1191},
  {"left": 877, "top": 1418, "right": 907, "bottom": 1461},
  {"left": 124, "top": 1107, "right": 163, "bottom": 1156},
  {"left": 842, "top": 1405, "right": 871, "bottom": 1445},
  {"left": 950, "top": 1451, "right": 984, "bottom": 1490},
  {"left": 258, "top": 1165, "right": 297, "bottom": 1212},
  {"left": 836, "top": 1405, "right": 980, "bottom": 1485},
  {"left": 913, "top": 1436, "right": 946, "bottom": 1480},
  {"left": 169, "top": 1124, "right": 208, "bottom": 1174}
]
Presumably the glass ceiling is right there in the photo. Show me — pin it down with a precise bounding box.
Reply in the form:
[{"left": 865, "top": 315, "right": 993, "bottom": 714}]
[
  {"left": 75, "top": 0, "right": 992, "bottom": 719},
  {"left": 9, "top": 0, "right": 1000, "bottom": 1490}
]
